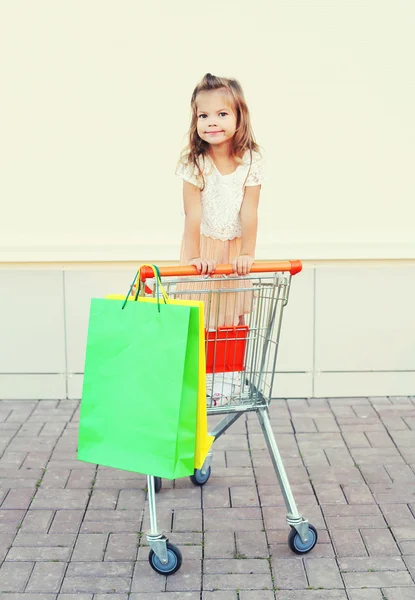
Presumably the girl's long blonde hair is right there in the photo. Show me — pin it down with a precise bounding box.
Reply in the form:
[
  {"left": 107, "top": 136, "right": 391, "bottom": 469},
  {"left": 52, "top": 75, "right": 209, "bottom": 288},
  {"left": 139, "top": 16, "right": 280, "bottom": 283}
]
[{"left": 179, "top": 73, "right": 260, "bottom": 190}]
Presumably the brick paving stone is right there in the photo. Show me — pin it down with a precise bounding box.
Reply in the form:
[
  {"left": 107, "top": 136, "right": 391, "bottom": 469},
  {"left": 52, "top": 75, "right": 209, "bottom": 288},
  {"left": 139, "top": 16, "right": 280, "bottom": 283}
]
[
  {"left": 16, "top": 423, "right": 44, "bottom": 436},
  {"left": 342, "top": 484, "right": 376, "bottom": 504},
  {"left": 380, "top": 503, "right": 415, "bottom": 527},
  {"left": 313, "top": 417, "right": 340, "bottom": 433},
  {"left": 89, "top": 489, "right": 119, "bottom": 509},
  {"left": 203, "top": 572, "right": 272, "bottom": 590},
  {"left": 342, "top": 432, "right": 371, "bottom": 447},
  {"left": 0, "top": 533, "right": 14, "bottom": 562},
  {"left": 235, "top": 530, "right": 269, "bottom": 558},
  {"left": 384, "top": 464, "right": 415, "bottom": 482},
  {"left": 0, "top": 561, "right": 34, "bottom": 592},
  {"left": 239, "top": 592, "right": 275, "bottom": 600},
  {"left": 403, "top": 554, "right": 415, "bottom": 578},
  {"left": 276, "top": 592, "right": 347, "bottom": 600},
  {"left": 203, "top": 487, "right": 230, "bottom": 508},
  {"left": 66, "top": 470, "right": 95, "bottom": 488},
  {"left": 230, "top": 485, "right": 259, "bottom": 507},
  {"left": 41, "top": 468, "right": 71, "bottom": 488},
  {"left": 347, "top": 591, "right": 384, "bottom": 600},
  {"left": 93, "top": 596, "right": 129, "bottom": 600},
  {"left": 20, "top": 509, "right": 54, "bottom": 532},
  {"left": 66, "top": 561, "right": 133, "bottom": 577},
  {"left": 166, "top": 559, "right": 202, "bottom": 591},
  {"left": 326, "top": 514, "right": 386, "bottom": 529},
  {"left": 325, "top": 448, "right": 355, "bottom": 466},
  {"left": 57, "top": 595, "right": 93, "bottom": 600},
  {"left": 22, "top": 452, "right": 53, "bottom": 469},
  {"left": 71, "top": 533, "right": 108, "bottom": 560},
  {"left": 204, "top": 558, "right": 270, "bottom": 574},
  {"left": 305, "top": 557, "right": 344, "bottom": 588},
  {"left": 0, "top": 509, "right": 25, "bottom": 533},
  {"left": 361, "top": 528, "right": 400, "bottom": 556},
  {"left": 330, "top": 529, "right": 368, "bottom": 557},
  {"left": 104, "top": 533, "right": 139, "bottom": 561},
  {"left": 131, "top": 595, "right": 199, "bottom": 600},
  {"left": 62, "top": 563, "right": 133, "bottom": 594},
  {"left": 382, "top": 589, "right": 415, "bottom": 600},
  {"left": 6, "top": 545, "right": 71, "bottom": 561},
  {"left": 350, "top": 448, "right": 405, "bottom": 465},
  {"left": 49, "top": 509, "right": 84, "bottom": 533},
  {"left": 4, "top": 396, "right": 415, "bottom": 598},
  {"left": 1, "top": 595, "right": 57, "bottom": 600},
  {"left": 173, "top": 509, "right": 203, "bottom": 532},
  {"left": 202, "top": 593, "right": 237, "bottom": 600},
  {"left": 313, "top": 484, "right": 347, "bottom": 504},
  {"left": 1, "top": 487, "right": 35, "bottom": 509},
  {"left": 204, "top": 531, "right": 235, "bottom": 558},
  {"left": 26, "top": 561, "right": 66, "bottom": 592},
  {"left": 61, "top": 576, "right": 131, "bottom": 594},
  {"left": 156, "top": 488, "right": 201, "bottom": 509},
  {"left": 13, "top": 532, "right": 76, "bottom": 547},
  {"left": 41, "top": 421, "right": 67, "bottom": 436},
  {"left": 308, "top": 466, "right": 364, "bottom": 485},
  {"left": 391, "top": 527, "right": 415, "bottom": 542},
  {"left": 399, "top": 540, "right": 415, "bottom": 553},
  {"left": 31, "top": 488, "right": 90, "bottom": 509},
  {"left": 339, "top": 556, "right": 406, "bottom": 571},
  {"left": 322, "top": 504, "right": 381, "bottom": 518},
  {"left": 359, "top": 465, "right": 392, "bottom": 484},
  {"left": 343, "top": 571, "right": 413, "bottom": 587},
  {"left": 0, "top": 487, "right": 10, "bottom": 505},
  {"left": 272, "top": 558, "right": 308, "bottom": 589},
  {"left": 131, "top": 561, "right": 166, "bottom": 592},
  {"left": 204, "top": 507, "right": 263, "bottom": 532}
]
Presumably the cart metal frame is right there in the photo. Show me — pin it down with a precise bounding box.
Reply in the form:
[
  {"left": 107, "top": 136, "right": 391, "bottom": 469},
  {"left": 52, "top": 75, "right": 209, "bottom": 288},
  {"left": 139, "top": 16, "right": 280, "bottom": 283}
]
[{"left": 139, "top": 261, "right": 317, "bottom": 574}]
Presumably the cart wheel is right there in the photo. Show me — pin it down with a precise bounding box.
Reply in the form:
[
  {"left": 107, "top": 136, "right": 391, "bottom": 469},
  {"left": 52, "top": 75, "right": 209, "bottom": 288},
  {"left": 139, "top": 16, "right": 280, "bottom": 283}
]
[
  {"left": 288, "top": 524, "right": 318, "bottom": 554},
  {"left": 154, "top": 477, "right": 162, "bottom": 494},
  {"left": 148, "top": 543, "right": 182, "bottom": 575},
  {"left": 190, "top": 467, "right": 211, "bottom": 486}
]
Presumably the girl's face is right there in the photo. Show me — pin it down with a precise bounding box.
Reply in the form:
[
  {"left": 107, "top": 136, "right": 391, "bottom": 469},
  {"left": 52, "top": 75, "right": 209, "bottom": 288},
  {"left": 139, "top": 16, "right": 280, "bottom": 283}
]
[{"left": 195, "top": 89, "right": 237, "bottom": 148}]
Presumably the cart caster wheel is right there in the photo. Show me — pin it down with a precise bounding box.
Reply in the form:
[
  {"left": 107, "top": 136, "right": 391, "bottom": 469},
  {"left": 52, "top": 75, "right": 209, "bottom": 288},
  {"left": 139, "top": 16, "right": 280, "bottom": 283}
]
[
  {"left": 288, "top": 524, "right": 318, "bottom": 554},
  {"left": 154, "top": 477, "right": 162, "bottom": 494},
  {"left": 148, "top": 543, "right": 182, "bottom": 575},
  {"left": 190, "top": 467, "right": 211, "bottom": 486}
]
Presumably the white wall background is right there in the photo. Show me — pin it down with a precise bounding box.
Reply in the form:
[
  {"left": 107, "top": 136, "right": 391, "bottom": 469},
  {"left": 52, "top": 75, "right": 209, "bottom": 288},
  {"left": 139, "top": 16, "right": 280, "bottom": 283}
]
[
  {"left": 0, "top": 264, "right": 414, "bottom": 400},
  {"left": 1, "top": 1, "right": 414, "bottom": 262},
  {"left": 1, "top": 2, "right": 414, "bottom": 399}
]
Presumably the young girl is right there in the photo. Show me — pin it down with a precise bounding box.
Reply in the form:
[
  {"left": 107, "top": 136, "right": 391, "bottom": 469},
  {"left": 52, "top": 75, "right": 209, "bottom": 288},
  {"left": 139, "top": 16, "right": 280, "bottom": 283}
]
[{"left": 176, "top": 72, "right": 264, "bottom": 330}]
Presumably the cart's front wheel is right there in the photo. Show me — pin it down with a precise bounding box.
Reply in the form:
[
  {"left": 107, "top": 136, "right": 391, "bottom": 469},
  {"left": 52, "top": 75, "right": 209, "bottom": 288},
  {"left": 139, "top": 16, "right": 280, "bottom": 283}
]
[
  {"left": 148, "top": 543, "right": 182, "bottom": 575},
  {"left": 154, "top": 477, "right": 162, "bottom": 494},
  {"left": 288, "top": 524, "right": 318, "bottom": 554},
  {"left": 190, "top": 467, "right": 211, "bottom": 486}
]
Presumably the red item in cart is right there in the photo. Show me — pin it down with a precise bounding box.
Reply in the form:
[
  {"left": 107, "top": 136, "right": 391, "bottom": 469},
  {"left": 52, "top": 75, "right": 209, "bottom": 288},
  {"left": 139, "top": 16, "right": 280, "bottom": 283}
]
[{"left": 205, "top": 326, "right": 249, "bottom": 373}]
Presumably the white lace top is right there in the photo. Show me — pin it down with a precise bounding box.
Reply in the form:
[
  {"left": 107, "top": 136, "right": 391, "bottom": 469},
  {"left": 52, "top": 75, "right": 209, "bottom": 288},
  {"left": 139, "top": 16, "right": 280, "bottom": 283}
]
[{"left": 176, "top": 150, "right": 264, "bottom": 241}]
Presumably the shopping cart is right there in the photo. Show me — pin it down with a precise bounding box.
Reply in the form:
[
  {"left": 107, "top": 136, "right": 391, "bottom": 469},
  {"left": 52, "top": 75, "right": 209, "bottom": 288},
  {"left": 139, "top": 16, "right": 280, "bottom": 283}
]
[{"left": 139, "top": 260, "right": 318, "bottom": 575}]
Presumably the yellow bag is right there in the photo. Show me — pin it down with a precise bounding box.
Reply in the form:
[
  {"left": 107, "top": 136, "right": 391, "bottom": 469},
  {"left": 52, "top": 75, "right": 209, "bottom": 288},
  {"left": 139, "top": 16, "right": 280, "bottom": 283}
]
[{"left": 106, "top": 265, "right": 214, "bottom": 471}]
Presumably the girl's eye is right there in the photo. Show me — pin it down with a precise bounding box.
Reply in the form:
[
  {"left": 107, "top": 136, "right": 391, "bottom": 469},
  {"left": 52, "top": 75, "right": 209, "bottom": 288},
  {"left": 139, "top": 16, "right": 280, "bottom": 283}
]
[
  {"left": 198, "top": 114, "right": 207, "bottom": 119},
  {"left": 219, "top": 112, "right": 228, "bottom": 117}
]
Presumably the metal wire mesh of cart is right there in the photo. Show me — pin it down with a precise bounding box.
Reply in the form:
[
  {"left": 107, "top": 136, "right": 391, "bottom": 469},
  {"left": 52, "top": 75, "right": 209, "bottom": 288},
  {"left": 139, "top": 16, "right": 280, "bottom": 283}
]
[{"left": 162, "top": 269, "right": 290, "bottom": 410}]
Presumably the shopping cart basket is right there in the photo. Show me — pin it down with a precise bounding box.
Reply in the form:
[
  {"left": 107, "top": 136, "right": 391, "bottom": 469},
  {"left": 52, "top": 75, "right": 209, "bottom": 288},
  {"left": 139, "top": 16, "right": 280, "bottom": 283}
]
[{"left": 139, "top": 260, "right": 318, "bottom": 575}]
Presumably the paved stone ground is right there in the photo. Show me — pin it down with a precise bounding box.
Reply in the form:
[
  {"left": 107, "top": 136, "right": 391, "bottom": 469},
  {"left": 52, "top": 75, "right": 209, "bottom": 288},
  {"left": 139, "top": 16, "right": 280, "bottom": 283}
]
[{"left": 1, "top": 397, "right": 415, "bottom": 599}]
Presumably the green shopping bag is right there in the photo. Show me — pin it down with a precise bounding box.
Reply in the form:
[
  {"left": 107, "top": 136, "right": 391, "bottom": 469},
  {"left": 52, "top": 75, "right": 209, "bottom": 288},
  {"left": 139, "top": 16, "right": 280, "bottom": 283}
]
[{"left": 77, "top": 283, "right": 200, "bottom": 479}]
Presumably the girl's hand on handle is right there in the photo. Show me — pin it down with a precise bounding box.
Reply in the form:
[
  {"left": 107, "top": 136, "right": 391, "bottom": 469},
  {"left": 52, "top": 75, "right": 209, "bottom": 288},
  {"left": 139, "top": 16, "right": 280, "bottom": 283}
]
[
  {"left": 189, "top": 257, "right": 216, "bottom": 276},
  {"left": 232, "top": 254, "right": 255, "bottom": 276}
]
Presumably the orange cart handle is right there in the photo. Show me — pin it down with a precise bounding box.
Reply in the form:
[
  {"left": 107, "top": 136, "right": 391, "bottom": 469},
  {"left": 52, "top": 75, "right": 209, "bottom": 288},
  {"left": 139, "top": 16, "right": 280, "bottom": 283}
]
[{"left": 140, "top": 260, "right": 302, "bottom": 280}]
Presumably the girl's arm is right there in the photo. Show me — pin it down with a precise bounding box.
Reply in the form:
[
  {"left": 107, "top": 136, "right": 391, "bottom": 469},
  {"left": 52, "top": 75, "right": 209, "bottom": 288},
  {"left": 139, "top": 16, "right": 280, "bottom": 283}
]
[
  {"left": 183, "top": 181, "right": 216, "bottom": 275},
  {"left": 233, "top": 184, "right": 261, "bottom": 276}
]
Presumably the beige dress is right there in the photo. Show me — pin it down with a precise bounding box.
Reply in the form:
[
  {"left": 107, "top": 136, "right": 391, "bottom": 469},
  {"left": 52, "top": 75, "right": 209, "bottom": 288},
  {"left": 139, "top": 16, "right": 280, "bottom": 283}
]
[{"left": 176, "top": 151, "right": 264, "bottom": 329}]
